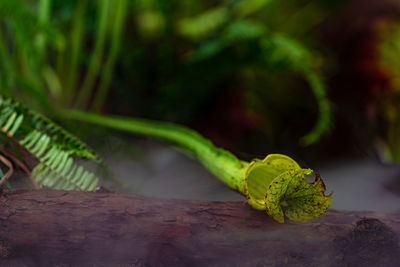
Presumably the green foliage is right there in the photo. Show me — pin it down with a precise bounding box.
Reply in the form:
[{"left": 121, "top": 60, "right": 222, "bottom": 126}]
[
  {"left": 178, "top": 7, "right": 228, "bottom": 40},
  {"left": 244, "top": 154, "right": 331, "bottom": 223},
  {"left": 0, "top": 0, "right": 128, "bottom": 112},
  {"left": 0, "top": 0, "right": 334, "bottom": 146},
  {"left": 0, "top": 96, "right": 100, "bottom": 190},
  {"left": 166, "top": 1, "right": 333, "bottom": 144},
  {"left": 245, "top": 154, "right": 301, "bottom": 209},
  {"left": 266, "top": 169, "right": 331, "bottom": 223}
]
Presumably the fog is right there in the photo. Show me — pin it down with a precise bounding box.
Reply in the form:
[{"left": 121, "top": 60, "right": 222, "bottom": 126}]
[{"left": 102, "top": 139, "right": 400, "bottom": 213}]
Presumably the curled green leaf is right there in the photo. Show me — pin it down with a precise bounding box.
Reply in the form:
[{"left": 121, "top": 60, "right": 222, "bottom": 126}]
[{"left": 244, "top": 154, "right": 332, "bottom": 223}]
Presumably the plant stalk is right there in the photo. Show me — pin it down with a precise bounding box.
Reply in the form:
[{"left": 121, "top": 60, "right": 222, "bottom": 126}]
[
  {"left": 75, "top": 0, "right": 110, "bottom": 109},
  {"left": 61, "top": 109, "right": 248, "bottom": 193},
  {"left": 62, "top": 0, "right": 88, "bottom": 107},
  {"left": 37, "top": 0, "right": 51, "bottom": 57},
  {"left": 91, "top": 0, "right": 128, "bottom": 112}
]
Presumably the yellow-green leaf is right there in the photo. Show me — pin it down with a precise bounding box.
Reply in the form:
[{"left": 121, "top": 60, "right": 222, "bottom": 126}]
[
  {"left": 243, "top": 154, "right": 332, "bottom": 223},
  {"left": 244, "top": 154, "right": 300, "bottom": 209},
  {"left": 265, "top": 169, "right": 332, "bottom": 223}
]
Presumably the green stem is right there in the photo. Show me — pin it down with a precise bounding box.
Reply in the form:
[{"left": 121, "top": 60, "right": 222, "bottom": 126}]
[
  {"left": 0, "top": 30, "right": 14, "bottom": 95},
  {"left": 62, "top": 0, "right": 88, "bottom": 107},
  {"left": 37, "top": 0, "right": 51, "bottom": 57},
  {"left": 61, "top": 109, "right": 248, "bottom": 193},
  {"left": 91, "top": 0, "right": 128, "bottom": 112},
  {"left": 300, "top": 71, "right": 331, "bottom": 146},
  {"left": 75, "top": 0, "right": 110, "bottom": 109}
]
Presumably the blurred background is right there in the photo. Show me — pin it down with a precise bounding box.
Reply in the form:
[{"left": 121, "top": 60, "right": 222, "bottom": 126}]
[{"left": 1, "top": 0, "right": 400, "bottom": 212}]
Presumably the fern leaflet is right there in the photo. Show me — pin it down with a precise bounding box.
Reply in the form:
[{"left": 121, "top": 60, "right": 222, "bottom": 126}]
[{"left": 0, "top": 96, "right": 100, "bottom": 191}]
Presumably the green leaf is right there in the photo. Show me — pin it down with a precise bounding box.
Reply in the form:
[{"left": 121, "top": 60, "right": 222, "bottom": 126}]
[
  {"left": 2, "top": 112, "right": 17, "bottom": 132},
  {"left": 265, "top": 169, "right": 332, "bottom": 223},
  {"left": 9, "top": 114, "right": 24, "bottom": 136},
  {"left": 244, "top": 154, "right": 300, "bottom": 209},
  {"left": 233, "top": 0, "right": 272, "bottom": 18},
  {"left": 0, "top": 96, "right": 102, "bottom": 191},
  {"left": 178, "top": 7, "right": 227, "bottom": 40},
  {"left": 244, "top": 154, "right": 332, "bottom": 223}
]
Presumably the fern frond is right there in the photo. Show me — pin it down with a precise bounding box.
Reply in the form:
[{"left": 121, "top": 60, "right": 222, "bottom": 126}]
[
  {"left": 29, "top": 110, "right": 101, "bottom": 162},
  {"left": 0, "top": 96, "right": 101, "bottom": 191},
  {"left": 31, "top": 150, "right": 98, "bottom": 191},
  {"left": 0, "top": 96, "right": 100, "bottom": 161}
]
